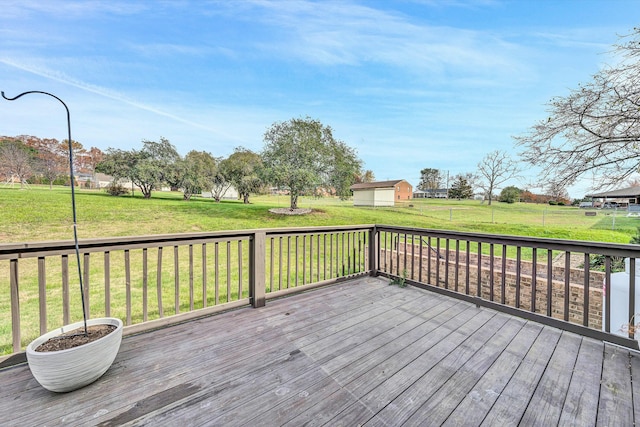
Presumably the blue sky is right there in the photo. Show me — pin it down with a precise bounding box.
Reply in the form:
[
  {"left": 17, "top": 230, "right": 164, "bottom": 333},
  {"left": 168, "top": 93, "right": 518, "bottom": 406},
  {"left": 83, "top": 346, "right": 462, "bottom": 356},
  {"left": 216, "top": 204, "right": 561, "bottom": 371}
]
[{"left": 1, "top": 0, "right": 639, "bottom": 197}]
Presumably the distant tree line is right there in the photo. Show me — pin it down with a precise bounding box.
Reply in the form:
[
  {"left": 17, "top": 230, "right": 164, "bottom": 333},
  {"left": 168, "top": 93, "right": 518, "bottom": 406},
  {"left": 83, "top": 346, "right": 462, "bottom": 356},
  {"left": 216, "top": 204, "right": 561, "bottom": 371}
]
[
  {"left": 93, "top": 117, "right": 372, "bottom": 208},
  {"left": 0, "top": 135, "right": 103, "bottom": 189},
  {"left": 2, "top": 118, "right": 372, "bottom": 208}
]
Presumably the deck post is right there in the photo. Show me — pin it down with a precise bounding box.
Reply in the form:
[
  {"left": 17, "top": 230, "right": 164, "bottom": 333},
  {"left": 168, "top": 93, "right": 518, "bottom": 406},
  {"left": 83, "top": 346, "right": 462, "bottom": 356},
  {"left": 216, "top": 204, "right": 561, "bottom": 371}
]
[
  {"left": 250, "top": 231, "right": 266, "bottom": 308},
  {"left": 368, "top": 226, "right": 378, "bottom": 276}
]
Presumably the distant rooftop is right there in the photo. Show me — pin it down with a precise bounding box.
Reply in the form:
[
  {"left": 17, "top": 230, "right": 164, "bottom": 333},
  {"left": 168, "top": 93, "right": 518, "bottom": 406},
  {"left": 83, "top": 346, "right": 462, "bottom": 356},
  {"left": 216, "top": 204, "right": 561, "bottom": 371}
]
[
  {"left": 350, "top": 179, "right": 406, "bottom": 190},
  {"left": 586, "top": 186, "right": 640, "bottom": 198}
]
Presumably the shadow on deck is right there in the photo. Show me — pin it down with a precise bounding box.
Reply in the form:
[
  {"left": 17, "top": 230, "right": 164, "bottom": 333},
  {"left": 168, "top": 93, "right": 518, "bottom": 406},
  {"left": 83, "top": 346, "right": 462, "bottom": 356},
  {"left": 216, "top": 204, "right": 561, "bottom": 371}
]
[{"left": 1, "top": 276, "right": 639, "bottom": 426}]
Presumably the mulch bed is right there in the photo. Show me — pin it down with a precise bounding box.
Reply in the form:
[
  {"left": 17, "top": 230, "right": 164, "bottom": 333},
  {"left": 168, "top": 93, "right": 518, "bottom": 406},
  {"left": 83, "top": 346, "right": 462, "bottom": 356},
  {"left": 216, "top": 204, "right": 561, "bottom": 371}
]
[{"left": 268, "top": 208, "right": 313, "bottom": 215}]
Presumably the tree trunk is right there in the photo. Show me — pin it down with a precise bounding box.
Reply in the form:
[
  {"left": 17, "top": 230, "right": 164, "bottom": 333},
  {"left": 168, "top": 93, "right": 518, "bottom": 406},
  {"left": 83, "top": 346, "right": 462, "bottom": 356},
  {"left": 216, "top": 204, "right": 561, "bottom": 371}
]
[
  {"left": 243, "top": 193, "right": 250, "bottom": 204},
  {"left": 290, "top": 193, "right": 298, "bottom": 209}
]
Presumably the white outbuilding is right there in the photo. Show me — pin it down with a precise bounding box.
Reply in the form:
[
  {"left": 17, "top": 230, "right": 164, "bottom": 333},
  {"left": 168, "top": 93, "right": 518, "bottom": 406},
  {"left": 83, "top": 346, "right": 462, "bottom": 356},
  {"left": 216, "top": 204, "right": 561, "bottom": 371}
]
[{"left": 350, "top": 180, "right": 413, "bottom": 207}]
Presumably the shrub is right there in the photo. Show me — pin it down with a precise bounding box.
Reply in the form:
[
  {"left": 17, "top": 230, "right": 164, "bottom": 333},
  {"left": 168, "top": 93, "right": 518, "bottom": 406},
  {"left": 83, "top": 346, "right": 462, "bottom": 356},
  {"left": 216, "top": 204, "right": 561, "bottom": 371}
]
[
  {"left": 53, "top": 176, "right": 67, "bottom": 186},
  {"left": 105, "top": 183, "right": 129, "bottom": 196},
  {"left": 499, "top": 186, "right": 521, "bottom": 204},
  {"left": 587, "top": 254, "right": 625, "bottom": 273},
  {"left": 548, "top": 200, "right": 558, "bottom": 205}
]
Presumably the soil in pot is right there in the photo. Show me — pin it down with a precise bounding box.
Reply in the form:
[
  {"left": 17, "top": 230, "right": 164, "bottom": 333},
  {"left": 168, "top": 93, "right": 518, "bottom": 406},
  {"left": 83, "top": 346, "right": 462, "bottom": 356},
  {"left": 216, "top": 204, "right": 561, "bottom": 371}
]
[{"left": 35, "top": 325, "right": 117, "bottom": 352}]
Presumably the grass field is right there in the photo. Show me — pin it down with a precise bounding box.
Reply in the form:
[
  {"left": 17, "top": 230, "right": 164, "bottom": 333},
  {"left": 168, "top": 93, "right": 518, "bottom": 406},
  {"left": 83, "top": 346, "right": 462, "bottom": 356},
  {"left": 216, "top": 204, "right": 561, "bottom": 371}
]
[
  {"left": 2, "top": 186, "right": 640, "bottom": 355},
  {"left": 0, "top": 186, "right": 637, "bottom": 244}
]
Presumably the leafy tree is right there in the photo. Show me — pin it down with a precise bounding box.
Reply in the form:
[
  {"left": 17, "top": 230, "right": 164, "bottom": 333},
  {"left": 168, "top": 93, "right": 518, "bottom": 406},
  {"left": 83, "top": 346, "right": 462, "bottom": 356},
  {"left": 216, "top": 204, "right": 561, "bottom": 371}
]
[
  {"left": 97, "top": 137, "right": 180, "bottom": 198},
  {"left": 515, "top": 29, "right": 640, "bottom": 188},
  {"left": 262, "top": 117, "right": 355, "bottom": 209},
  {"left": 96, "top": 148, "right": 139, "bottom": 195},
  {"left": 476, "top": 150, "right": 519, "bottom": 205},
  {"left": 179, "top": 150, "right": 219, "bottom": 201},
  {"left": 211, "top": 159, "right": 233, "bottom": 202},
  {"left": 141, "top": 137, "right": 181, "bottom": 193},
  {"left": 96, "top": 148, "right": 135, "bottom": 184},
  {"left": 449, "top": 174, "right": 474, "bottom": 199},
  {"left": 327, "top": 139, "right": 362, "bottom": 200},
  {"left": 418, "top": 168, "right": 443, "bottom": 191},
  {"left": 223, "top": 148, "right": 263, "bottom": 204},
  {"left": 499, "top": 186, "right": 521, "bottom": 203}
]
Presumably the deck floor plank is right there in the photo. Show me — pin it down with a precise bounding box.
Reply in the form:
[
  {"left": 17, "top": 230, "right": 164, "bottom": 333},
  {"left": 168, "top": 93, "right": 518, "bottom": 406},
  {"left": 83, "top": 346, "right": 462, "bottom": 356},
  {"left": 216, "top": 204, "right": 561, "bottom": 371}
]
[
  {"left": 519, "top": 332, "right": 582, "bottom": 426},
  {"left": 399, "top": 317, "right": 526, "bottom": 427},
  {"left": 440, "top": 320, "right": 544, "bottom": 426},
  {"left": 334, "top": 308, "right": 497, "bottom": 422},
  {"left": 597, "top": 344, "right": 634, "bottom": 427},
  {"left": 557, "top": 337, "right": 604, "bottom": 427},
  {"left": 366, "top": 314, "right": 516, "bottom": 426},
  {"left": 1, "top": 276, "right": 639, "bottom": 426},
  {"left": 631, "top": 351, "right": 640, "bottom": 425},
  {"left": 479, "top": 325, "right": 562, "bottom": 426}
]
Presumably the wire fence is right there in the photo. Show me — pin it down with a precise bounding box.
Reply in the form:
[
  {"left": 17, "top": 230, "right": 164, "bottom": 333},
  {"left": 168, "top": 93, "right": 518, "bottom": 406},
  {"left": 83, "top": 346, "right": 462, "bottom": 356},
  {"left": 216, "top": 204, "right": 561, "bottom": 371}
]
[{"left": 411, "top": 205, "right": 640, "bottom": 232}]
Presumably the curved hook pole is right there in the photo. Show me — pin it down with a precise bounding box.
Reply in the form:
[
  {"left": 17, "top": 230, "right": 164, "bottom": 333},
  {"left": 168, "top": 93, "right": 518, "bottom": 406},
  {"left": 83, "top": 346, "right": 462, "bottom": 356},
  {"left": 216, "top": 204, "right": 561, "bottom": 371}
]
[{"left": 2, "top": 90, "right": 88, "bottom": 336}]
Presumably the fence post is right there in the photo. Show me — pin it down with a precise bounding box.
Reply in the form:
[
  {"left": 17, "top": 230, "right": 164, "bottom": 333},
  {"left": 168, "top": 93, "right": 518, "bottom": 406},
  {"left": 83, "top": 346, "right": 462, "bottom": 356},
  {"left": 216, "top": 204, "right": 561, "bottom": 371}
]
[
  {"left": 10, "top": 259, "right": 21, "bottom": 353},
  {"left": 368, "top": 226, "right": 378, "bottom": 276},
  {"left": 250, "top": 231, "right": 266, "bottom": 308}
]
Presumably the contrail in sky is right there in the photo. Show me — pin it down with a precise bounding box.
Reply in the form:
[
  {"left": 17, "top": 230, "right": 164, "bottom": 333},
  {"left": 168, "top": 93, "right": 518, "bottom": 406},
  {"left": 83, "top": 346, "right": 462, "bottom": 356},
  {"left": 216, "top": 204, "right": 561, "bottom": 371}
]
[{"left": 1, "top": 57, "right": 242, "bottom": 140}]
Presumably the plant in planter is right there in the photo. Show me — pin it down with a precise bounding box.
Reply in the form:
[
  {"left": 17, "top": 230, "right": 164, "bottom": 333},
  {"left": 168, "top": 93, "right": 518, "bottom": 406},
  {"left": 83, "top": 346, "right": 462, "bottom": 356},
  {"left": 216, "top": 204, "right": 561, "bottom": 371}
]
[{"left": 2, "top": 90, "right": 123, "bottom": 393}]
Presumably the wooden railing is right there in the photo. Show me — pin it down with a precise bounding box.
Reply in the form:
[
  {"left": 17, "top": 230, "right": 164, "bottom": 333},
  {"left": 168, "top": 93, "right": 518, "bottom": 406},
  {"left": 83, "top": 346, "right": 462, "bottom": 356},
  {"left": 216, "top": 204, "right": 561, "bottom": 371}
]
[
  {"left": 376, "top": 225, "right": 640, "bottom": 349},
  {"left": 0, "top": 226, "right": 373, "bottom": 361},
  {"left": 2, "top": 224, "right": 640, "bottom": 365}
]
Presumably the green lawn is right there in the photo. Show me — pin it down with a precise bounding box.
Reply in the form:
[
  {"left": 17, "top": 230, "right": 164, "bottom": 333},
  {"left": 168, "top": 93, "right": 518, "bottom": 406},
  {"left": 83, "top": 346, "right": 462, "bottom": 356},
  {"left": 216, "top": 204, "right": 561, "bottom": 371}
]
[
  {"left": 0, "top": 186, "right": 636, "bottom": 244},
  {"left": 1, "top": 186, "right": 639, "bottom": 355}
]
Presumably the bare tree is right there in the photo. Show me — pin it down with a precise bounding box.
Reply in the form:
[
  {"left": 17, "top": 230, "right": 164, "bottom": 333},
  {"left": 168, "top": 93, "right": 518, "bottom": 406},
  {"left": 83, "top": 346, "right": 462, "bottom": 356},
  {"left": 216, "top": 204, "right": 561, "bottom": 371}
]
[
  {"left": 0, "top": 141, "right": 33, "bottom": 189},
  {"left": 546, "top": 181, "right": 570, "bottom": 202},
  {"left": 360, "top": 170, "right": 375, "bottom": 183},
  {"left": 476, "top": 150, "right": 519, "bottom": 205},
  {"left": 515, "top": 29, "right": 640, "bottom": 189}
]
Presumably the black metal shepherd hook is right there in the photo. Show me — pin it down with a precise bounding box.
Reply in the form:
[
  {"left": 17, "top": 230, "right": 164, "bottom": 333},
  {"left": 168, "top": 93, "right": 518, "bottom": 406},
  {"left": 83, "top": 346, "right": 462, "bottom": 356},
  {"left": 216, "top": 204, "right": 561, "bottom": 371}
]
[{"left": 2, "top": 90, "right": 88, "bottom": 336}]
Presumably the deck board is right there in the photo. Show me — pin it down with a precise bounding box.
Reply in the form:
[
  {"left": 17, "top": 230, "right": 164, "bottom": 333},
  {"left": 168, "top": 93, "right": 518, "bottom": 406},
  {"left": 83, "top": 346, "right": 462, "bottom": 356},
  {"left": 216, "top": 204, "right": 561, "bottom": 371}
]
[
  {"left": 597, "top": 344, "right": 634, "bottom": 426},
  {"left": 557, "top": 337, "right": 603, "bottom": 427},
  {"left": 441, "top": 320, "right": 544, "bottom": 426},
  {"left": 1, "top": 276, "right": 640, "bottom": 426},
  {"left": 519, "top": 332, "right": 582, "bottom": 426},
  {"left": 400, "top": 317, "right": 526, "bottom": 426}
]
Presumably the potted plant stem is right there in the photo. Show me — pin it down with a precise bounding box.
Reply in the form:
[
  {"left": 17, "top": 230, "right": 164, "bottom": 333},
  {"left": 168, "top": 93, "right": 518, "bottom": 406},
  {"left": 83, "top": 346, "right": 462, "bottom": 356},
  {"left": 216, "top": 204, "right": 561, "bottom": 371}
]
[{"left": 2, "top": 90, "right": 123, "bottom": 392}]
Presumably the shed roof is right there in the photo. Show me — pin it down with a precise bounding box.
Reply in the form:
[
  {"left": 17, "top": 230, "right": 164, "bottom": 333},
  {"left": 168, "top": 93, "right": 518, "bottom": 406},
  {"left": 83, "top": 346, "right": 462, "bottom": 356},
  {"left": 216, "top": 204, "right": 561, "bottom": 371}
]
[
  {"left": 350, "top": 180, "right": 407, "bottom": 190},
  {"left": 585, "top": 186, "right": 640, "bottom": 198}
]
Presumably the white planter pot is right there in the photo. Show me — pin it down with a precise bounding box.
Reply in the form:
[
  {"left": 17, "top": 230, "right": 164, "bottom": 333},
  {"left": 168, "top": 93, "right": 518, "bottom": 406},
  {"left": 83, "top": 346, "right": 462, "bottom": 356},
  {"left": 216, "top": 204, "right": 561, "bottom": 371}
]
[{"left": 26, "top": 317, "right": 123, "bottom": 393}]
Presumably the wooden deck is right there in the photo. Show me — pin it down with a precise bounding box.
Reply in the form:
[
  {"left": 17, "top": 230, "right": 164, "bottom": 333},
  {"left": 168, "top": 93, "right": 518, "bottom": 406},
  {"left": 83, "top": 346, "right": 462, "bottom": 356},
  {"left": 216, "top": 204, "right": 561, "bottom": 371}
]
[{"left": 2, "top": 276, "right": 640, "bottom": 426}]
